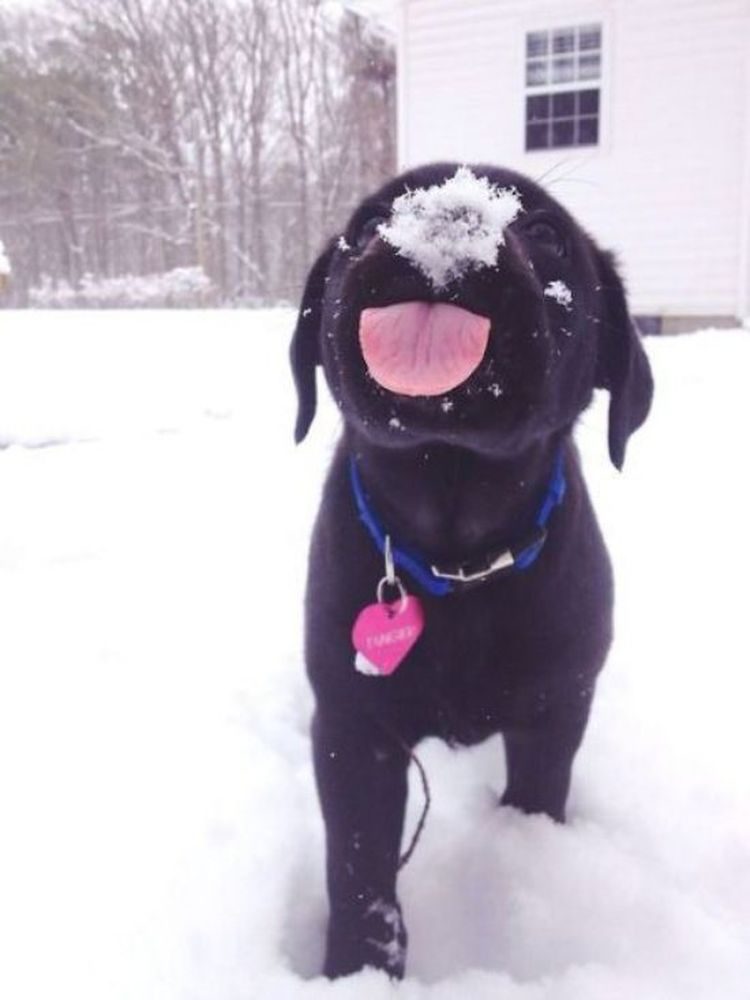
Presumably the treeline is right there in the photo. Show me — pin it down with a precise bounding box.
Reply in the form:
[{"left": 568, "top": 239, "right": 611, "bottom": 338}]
[{"left": 0, "top": 0, "right": 395, "bottom": 306}]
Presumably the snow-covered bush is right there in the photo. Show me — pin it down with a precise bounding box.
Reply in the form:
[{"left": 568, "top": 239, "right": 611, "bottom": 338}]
[
  {"left": 29, "top": 276, "right": 76, "bottom": 308},
  {"left": 29, "top": 267, "right": 216, "bottom": 308},
  {"left": 0, "top": 237, "right": 10, "bottom": 286}
]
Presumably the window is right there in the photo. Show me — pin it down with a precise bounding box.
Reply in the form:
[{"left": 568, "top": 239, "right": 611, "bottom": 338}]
[{"left": 525, "top": 23, "right": 602, "bottom": 151}]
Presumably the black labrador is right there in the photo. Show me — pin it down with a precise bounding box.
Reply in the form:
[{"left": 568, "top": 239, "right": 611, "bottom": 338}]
[{"left": 290, "top": 162, "right": 652, "bottom": 979}]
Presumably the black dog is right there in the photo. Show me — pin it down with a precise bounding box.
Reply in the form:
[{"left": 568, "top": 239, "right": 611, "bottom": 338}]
[{"left": 290, "top": 163, "right": 652, "bottom": 979}]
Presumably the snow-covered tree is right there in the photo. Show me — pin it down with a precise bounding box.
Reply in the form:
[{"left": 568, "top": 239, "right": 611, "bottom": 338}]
[
  {"left": 0, "top": 235, "right": 10, "bottom": 296},
  {"left": 0, "top": 0, "right": 396, "bottom": 307}
]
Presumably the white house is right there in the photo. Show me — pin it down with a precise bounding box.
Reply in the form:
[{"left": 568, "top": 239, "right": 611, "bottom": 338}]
[{"left": 350, "top": 0, "right": 750, "bottom": 329}]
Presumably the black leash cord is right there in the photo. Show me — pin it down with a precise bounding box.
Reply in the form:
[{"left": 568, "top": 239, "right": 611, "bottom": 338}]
[{"left": 396, "top": 739, "right": 431, "bottom": 871}]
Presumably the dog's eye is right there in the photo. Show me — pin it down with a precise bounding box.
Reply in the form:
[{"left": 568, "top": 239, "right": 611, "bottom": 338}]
[
  {"left": 355, "top": 217, "right": 385, "bottom": 251},
  {"left": 524, "top": 219, "right": 567, "bottom": 258}
]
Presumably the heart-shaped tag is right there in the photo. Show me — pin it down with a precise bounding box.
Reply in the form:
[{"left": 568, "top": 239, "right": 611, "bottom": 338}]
[{"left": 352, "top": 595, "right": 425, "bottom": 676}]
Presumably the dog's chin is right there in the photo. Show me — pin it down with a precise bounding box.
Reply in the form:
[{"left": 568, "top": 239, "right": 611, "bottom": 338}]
[
  {"left": 338, "top": 365, "right": 546, "bottom": 454},
  {"left": 324, "top": 302, "right": 564, "bottom": 453}
]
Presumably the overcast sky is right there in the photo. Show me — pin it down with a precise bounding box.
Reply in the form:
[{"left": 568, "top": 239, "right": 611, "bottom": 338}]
[{"left": 2, "top": 0, "right": 54, "bottom": 9}]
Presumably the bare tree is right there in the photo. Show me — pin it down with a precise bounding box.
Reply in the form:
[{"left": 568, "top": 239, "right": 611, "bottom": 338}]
[
  {"left": 232, "top": 0, "right": 274, "bottom": 297},
  {"left": 277, "top": 0, "right": 323, "bottom": 271},
  {"left": 0, "top": 0, "right": 396, "bottom": 306}
]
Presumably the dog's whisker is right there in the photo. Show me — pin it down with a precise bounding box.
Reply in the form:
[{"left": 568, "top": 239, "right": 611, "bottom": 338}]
[
  {"left": 542, "top": 154, "right": 599, "bottom": 191},
  {"left": 533, "top": 158, "right": 572, "bottom": 188},
  {"left": 545, "top": 176, "right": 601, "bottom": 190}
]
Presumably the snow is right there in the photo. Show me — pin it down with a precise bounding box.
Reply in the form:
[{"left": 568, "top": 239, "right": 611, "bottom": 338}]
[
  {"left": 543, "top": 280, "right": 572, "bottom": 310},
  {"left": 378, "top": 167, "right": 523, "bottom": 289},
  {"left": 364, "top": 899, "right": 406, "bottom": 973},
  {"left": 28, "top": 266, "right": 214, "bottom": 308},
  {"left": 0, "top": 237, "right": 10, "bottom": 276},
  {"left": 1, "top": 310, "right": 749, "bottom": 999}
]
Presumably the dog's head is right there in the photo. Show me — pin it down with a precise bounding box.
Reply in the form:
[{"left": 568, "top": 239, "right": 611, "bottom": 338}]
[{"left": 291, "top": 162, "right": 652, "bottom": 469}]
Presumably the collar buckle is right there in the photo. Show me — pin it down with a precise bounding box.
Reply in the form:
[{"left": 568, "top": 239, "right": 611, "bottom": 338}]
[
  {"left": 430, "top": 548, "right": 514, "bottom": 584},
  {"left": 430, "top": 525, "right": 548, "bottom": 587}
]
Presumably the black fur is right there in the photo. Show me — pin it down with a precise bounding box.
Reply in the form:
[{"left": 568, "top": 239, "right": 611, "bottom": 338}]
[{"left": 290, "top": 163, "right": 653, "bottom": 979}]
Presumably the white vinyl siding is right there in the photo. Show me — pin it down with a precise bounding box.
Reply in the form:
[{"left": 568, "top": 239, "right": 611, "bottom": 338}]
[{"left": 398, "top": 0, "right": 750, "bottom": 318}]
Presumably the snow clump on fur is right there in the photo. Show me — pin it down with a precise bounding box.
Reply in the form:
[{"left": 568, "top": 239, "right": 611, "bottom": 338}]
[{"left": 377, "top": 166, "right": 523, "bottom": 289}]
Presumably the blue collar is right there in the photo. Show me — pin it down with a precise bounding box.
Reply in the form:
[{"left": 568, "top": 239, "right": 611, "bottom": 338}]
[{"left": 349, "top": 449, "right": 566, "bottom": 597}]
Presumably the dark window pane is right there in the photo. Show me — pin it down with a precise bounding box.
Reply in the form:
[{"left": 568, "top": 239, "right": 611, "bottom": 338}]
[
  {"left": 526, "top": 31, "right": 548, "bottom": 58},
  {"left": 579, "top": 88, "right": 600, "bottom": 114},
  {"left": 526, "top": 94, "right": 550, "bottom": 121},
  {"left": 526, "top": 86, "right": 600, "bottom": 150},
  {"left": 552, "top": 28, "right": 575, "bottom": 53},
  {"left": 552, "top": 56, "right": 575, "bottom": 83},
  {"left": 552, "top": 92, "right": 575, "bottom": 116},
  {"left": 526, "top": 123, "right": 549, "bottom": 150},
  {"left": 579, "top": 24, "right": 601, "bottom": 51},
  {"left": 577, "top": 116, "right": 599, "bottom": 145},
  {"left": 526, "top": 59, "right": 548, "bottom": 86},
  {"left": 552, "top": 119, "right": 575, "bottom": 147},
  {"left": 578, "top": 52, "right": 601, "bottom": 79}
]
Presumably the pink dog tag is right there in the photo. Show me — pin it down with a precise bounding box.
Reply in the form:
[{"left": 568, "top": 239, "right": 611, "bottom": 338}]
[{"left": 352, "top": 595, "right": 424, "bottom": 677}]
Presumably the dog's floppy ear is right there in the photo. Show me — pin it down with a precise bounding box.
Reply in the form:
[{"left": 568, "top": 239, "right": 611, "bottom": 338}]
[
  {"left": 290, "top": 240, "right": 336, "bottom": 443},
  {"left": 595, "top": 251, "right": 654, "bottom": 470}
]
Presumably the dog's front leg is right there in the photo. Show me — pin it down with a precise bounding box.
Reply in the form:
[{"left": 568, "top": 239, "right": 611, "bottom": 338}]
[
  {"left": 312, "top": 709, "right": 409, "bottom": 979},
  {"left": 501, "top": 710, "right": 591, "bottom": 823}
]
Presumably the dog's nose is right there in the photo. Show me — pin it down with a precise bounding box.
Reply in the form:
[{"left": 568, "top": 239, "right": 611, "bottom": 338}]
[{"left": 378, "top": 167, "right": 523, "bottom": 290}]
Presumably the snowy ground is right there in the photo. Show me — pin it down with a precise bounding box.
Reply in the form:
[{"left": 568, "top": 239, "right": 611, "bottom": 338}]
[{"left": 1, "top": 310, "right": 748, "bottom": 1000}]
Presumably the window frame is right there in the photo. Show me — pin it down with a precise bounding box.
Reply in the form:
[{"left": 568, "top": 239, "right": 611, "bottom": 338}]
[{"left": 521, "top": 16, "right": 609, "bottom": 155}]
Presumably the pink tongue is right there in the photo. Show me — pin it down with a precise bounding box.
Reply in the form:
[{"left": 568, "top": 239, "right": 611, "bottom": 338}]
[{"left": 359, "top": 302, "right": 491, "bottom": 397}]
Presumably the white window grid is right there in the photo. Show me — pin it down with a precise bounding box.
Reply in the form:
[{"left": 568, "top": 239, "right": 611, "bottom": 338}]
[
  {"left": 525, "top": 23, "right": 602, "bottom": 92},
  {"left": 524, "top": 23, "right": 602, "bottom": 151}
]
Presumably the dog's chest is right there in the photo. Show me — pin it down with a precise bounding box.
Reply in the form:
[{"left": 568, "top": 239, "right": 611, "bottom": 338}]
[
  {"left": 381, "top": 469, "right": 537, "bottom": 559},
  {"left": 384, "top": 581, "right": 561, "bottom": 744}
]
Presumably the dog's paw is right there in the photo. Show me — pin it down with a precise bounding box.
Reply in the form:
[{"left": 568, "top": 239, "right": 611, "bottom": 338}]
[{"left": 324, "top": 897, "right": 407, "bottom": 979}]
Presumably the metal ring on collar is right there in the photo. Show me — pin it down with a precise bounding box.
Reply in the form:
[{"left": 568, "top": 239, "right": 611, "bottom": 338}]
[{"left": 377, "top": 575, "right": 408, "bottom": 611}]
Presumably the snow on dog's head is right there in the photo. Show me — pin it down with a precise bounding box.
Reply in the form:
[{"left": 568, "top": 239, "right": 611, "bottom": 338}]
[{"left": 377, "top": 166, "right": 523, "bottom": 289}]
